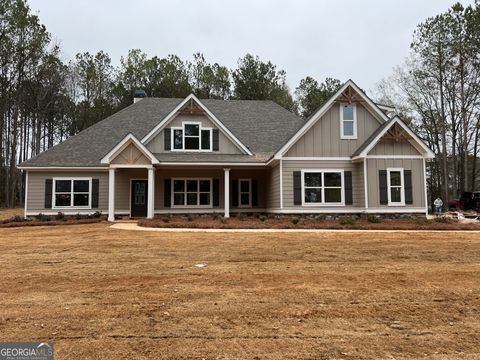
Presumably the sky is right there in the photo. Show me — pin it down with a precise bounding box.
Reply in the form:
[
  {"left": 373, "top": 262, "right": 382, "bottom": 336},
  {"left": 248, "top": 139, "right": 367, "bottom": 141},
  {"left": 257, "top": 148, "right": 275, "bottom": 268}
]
[{"left": 29, "top": 0, "right": 474, "bottom": 94}]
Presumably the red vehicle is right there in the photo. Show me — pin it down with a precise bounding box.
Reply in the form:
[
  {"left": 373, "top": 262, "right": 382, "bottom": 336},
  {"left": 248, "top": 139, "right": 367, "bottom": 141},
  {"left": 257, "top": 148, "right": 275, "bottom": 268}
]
[{"left": 448, "top": 192, "right": 480, "bottom": 211}]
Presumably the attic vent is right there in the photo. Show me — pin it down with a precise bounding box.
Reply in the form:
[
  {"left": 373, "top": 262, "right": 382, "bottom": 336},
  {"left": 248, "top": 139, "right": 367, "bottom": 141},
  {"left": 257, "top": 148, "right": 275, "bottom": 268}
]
[{"left": 134, "top": 89, "right": 147, "bottom": 103}]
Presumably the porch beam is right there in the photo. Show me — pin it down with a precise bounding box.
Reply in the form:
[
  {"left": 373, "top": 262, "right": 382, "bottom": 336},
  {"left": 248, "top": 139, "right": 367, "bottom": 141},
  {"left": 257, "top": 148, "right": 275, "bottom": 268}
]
[
  {"left": 147, "top": 168, "right": 155, "bottom": 219},
  {"left": 108, "top": 168, "right": 115, "bottom": 222},
  {"left": 224, "top": 168, "right": 230, "bottom": 218}
]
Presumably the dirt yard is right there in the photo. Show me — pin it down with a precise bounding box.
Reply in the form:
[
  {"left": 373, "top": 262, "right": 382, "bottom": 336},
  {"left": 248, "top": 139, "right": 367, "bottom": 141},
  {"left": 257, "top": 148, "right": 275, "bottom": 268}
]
[{"left": 0, "top": 224, "right": 479, "bottom": 359}]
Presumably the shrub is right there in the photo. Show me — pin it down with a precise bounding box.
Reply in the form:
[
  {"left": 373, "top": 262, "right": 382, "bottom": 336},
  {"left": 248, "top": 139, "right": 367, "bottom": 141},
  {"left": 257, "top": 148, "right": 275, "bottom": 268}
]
[
  {"left": 186, "top": 213, "right": 194, "bottom": 221},
  {"left": 339, "top": 217, "right": 356, "bottom": 225},
  {"left": 236, "top": 213, "right": 247, "bottom": 221},
  {"left": 37, "top": 213, "right": 48, "bottom": 221},
  {"left": 367, "top": 214, "right": 381, "bottom": 223},
  {"left": 211, "top": 212, "right": 220, "bottom": 220},
  {"left": 55, "top": 212, "right": 65, "bottom": 220},
  {"left": 220, "top": 217, "right": 228, "bottom": 224},
  {"left": 434, "top": 216, "right": 453, "bottom": 223},
  {"left": 161, "top": 216, "right": 170, "bottom": 223},
  {"left": 91, "top": 211, "right": 102, "bottom": 218},
  {"left": 259, "top": 215, "right": 267, "bottom": 222},
  {"left": 291, "top": 216, "right": 300, "bottom": 225}
]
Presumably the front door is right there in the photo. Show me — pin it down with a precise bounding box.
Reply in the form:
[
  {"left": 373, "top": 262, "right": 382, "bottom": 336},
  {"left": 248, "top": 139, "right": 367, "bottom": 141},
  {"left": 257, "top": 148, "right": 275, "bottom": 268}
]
[{"left": 131, "top": 180, "right": 148, "bottom": 217}]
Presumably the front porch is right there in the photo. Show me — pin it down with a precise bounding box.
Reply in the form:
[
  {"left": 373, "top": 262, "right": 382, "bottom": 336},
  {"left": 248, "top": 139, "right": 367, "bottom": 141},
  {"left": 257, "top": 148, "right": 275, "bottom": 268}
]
[{"left": 107, "top": 166, "right": 268, "bottom": 221}]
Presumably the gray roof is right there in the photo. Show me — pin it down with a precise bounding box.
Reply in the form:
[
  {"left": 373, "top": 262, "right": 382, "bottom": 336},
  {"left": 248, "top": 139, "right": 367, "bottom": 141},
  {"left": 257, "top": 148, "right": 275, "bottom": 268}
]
[
  {"left": 19, "top": 98, "right": 305, "bottom": 167},
  {"left": 155, "top": 153, "right": 267, "bottom": 163},
  {"left": 352, "top": 117, "right": 394, "bottom": 157}
]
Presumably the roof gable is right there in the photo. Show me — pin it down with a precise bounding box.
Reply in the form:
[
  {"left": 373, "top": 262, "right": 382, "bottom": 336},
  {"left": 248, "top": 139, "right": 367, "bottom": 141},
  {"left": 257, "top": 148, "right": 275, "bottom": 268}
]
[
  {"left": 101, "top": 133, "right": 159, "bottom": 165},
  {"left": 352, "top": 116, "right": 435, "bottom": 158},
  {"left": 274, "top": 79, "right": 389, "bottom": 159},
  {"left": 141, "top": 94, "right": 253, "bottom": 155}
]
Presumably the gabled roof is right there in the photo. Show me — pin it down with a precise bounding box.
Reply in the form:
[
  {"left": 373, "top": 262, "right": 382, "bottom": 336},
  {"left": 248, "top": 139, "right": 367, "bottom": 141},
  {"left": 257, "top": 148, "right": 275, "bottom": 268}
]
[
  {"left": 101, "top": 133, "right": 159, "bottom": 165},
  {"left": 18, "top": 96, "right": 304, "bottom": 168},
  {"left": 352, "top": 116, "right": 435, "bottom": 158},
  {"left": 141, "top": 94, "right": 253, "bottom": 155},
  {"left": 273, "top": 79, "right": 390, "bottom": 159}
]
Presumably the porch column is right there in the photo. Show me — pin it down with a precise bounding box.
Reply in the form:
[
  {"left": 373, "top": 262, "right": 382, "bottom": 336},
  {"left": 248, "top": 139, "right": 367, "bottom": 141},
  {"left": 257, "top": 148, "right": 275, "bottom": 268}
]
[
  {"left": 224, "top": 168, "right": 230, "bottom": 218},
  {"left": 147, "top": 167, "right": 155, "bottom": 219},
  {"left": 363, "top": 159, "right": 368, "bottom": 209},
  {"left": 108, "top": 168, "right": 115, "bottom": 222}
]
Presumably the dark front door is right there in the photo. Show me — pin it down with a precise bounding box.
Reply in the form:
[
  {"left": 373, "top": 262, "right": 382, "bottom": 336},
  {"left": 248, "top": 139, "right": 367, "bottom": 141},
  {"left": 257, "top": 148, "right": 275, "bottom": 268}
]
[{"left": 131, "top": 180, "right": 148, "bottom": 217}]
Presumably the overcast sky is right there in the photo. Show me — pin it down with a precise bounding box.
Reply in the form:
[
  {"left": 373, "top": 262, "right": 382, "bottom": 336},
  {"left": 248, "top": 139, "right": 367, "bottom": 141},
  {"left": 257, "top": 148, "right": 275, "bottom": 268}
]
[{"left": 30, "top": 0, "right": 473, "bottom": 94}]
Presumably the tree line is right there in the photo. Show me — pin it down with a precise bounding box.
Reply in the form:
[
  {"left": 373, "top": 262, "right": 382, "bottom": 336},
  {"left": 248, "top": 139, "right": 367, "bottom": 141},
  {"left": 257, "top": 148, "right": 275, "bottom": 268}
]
[
  {"left": 2, "top": 0, "right": 480, "bottom": 208},
  {"left": 376, "top": 1, "right": 480, "bottom": 203},
  {"left": 0, "top": 0, "right": 340, "bottom": 207}
]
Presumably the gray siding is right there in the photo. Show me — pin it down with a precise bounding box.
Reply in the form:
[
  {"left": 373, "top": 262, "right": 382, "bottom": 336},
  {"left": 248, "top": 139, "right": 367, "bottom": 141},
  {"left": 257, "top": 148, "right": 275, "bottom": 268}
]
[
  {"left": 367, "top": 158, "right": 425, "bottom": 208},
  {"left": 281, "top": 160, "right": 364, "bottom": 210},
  {"left": 114, "top": 168, "right": 149, "bottom": 211},
  {"left": 267, "top": 162, "right": 280, "bottom": 208},
  {"left": 146, "top": 114, "right": 242, "bottom": 154},
  {"left": 286, "top": 103, "right": 380, "bottom": 157},
  {"left": 369, "top": 138, "right": 421, "bottom": 156},
  {"left": 26, "top": 171, "right": 109, "bottom": 213}
]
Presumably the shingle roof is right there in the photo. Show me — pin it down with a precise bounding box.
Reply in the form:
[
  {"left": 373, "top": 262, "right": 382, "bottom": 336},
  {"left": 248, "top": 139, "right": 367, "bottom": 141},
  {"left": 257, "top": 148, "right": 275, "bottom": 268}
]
[
  {"left": 155, "top": 153, "right": 267, "bottom": 163},
  {"left": 352, "top": 117, "right": 395, "bottom": 157},
  {"left": 19, "top": 98, "right": 305, "bottom": 167}
]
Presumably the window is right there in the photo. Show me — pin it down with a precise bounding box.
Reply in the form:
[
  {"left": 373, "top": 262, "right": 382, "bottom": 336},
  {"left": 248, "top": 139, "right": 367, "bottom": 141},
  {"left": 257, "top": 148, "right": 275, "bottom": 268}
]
[
  {"left": 171, "top": 122, "right": 212, "bottom": 151},
  {"left": 387, "top": 168, "right": 404, "bottom": 206},
  {"left": 53, "top": 178, "right": 91, "bottom": 208},
  {"left": 239, "top": 179, "right": 251, "bottom": 207},
  {"left": 340, "top": 103, "right": 357, "bottom": 139},
  {"left": 172, "top": 179, "right": 212, "bottom": 207},
  {"left": 302, "top": 170, "right": 344, "bottom": 205}
]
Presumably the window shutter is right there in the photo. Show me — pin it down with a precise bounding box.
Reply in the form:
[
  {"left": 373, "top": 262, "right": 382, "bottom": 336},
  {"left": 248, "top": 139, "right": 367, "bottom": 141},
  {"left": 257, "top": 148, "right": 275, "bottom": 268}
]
[
  {"left": 45, "top": 179, "right": 53, "bottom": 209},
  {"left": 404, "top": 170, "right": 413, "bottom": 205},
  {"left": 293, "top": 171, "right": 302, "bottom": 205},
  {"left": 232, "top": 179, "right": 239, "bottom": 207},
  {"left": 379, "top": 170, "right": 388, "bottom": 205},
  {"left": 91, "top": 179, "right": 99, "bottom": 208},
  {"left": 164, "top": 128, "right": 171, "bottom": 150},
  {"left": 164, "top": 178, "right": 171, "bottom": 207},
  {"left": 344, "top": 171, "right": 353, "bottom": 205},
  {"left": 212, "top": 129, "right": 219, "bottom": 151},
  {"left": 252, "top": 179, "right": 258, "bottom": 207},
  {"left": 213, "top": 179, "right": 219, "bottom": 207}
]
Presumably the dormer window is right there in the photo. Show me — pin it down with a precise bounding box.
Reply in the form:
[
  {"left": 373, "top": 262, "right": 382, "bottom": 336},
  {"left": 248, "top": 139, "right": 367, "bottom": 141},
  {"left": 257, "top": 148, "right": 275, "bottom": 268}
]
[
  {"left": 340, "top": 103, "right": 357, "bottom": 139},
  {"left": 171, "top": 122, "right": 212, "bottom": 151}
]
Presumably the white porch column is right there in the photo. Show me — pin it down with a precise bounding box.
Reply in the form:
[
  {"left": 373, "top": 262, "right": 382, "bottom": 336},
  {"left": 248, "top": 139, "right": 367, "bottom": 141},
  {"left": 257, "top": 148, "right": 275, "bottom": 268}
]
[
  {"left": 147, "top": 167, "right": 155, "bottom": 219},
  {"left": 363, "top": 158, "right": 368, "bottom": 209},
  {"left": 224, "top": 168, "right": 230, "bottom": 218},
  {"left": 108, "top": 168, "right": 115, "bottom": 222}
]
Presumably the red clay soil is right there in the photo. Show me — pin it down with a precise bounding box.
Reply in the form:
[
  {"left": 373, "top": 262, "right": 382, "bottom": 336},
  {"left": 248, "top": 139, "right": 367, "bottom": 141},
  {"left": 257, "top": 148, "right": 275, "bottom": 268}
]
[{"left": 139, "top": 215, "right": 480, "bottom": 231}]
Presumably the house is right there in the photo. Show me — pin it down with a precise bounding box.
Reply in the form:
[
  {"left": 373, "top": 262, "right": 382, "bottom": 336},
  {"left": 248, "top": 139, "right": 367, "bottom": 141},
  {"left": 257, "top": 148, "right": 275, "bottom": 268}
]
[{"left": 18, "top": 80, "right": 435, "bottom": 220}]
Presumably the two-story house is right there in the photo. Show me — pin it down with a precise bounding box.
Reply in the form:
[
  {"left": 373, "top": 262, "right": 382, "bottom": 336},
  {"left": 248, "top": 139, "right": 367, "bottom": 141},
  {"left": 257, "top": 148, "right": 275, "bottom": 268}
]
[{"left": 18, "top": 80, "right": 435, "bottom": 220}]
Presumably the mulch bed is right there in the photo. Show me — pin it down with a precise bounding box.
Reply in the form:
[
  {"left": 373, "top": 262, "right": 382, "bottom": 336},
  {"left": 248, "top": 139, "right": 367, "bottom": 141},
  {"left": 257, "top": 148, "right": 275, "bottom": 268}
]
[
  {"left": 138, "top": 214, "right": 480, "bottom": 231},
  {"left": 0, "top": 218, "right": 104, "bottom": 228}
]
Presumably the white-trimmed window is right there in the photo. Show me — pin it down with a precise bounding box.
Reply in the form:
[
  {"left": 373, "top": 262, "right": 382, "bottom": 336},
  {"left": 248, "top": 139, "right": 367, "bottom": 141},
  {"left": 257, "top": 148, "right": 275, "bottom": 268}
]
[
  {"left": 53, "top": 178, "right": 91, "bottom": 209},
  {"left": 302, "top": 170, "right": 344, "bottom": 205},
  {"left": 340, "top": 103, "right": 357, "bottom": 139},
  {"left": 171, "top": 122, "right": 212, "bottom": 151},
  {"left": 387, "top": 168, "right": 405, "bottom": 206},
  {"left": 172, "top": 179, "right": 212, "bottom": 207},
  {"left": 238, "top": 179, "right": 252, "bottom": 207}
]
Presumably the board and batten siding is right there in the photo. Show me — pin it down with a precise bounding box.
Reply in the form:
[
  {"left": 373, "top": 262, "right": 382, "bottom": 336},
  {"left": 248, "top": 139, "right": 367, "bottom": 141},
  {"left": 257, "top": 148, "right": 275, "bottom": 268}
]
[
  {"left": 368, "top": 138, "right": 421, "bottom": 156},
  {"left": 281, "top": 160, "right": 364, "bottom": 210},
  {"left": 26, "top": 171, "right": 109, "bottom": 212},
  {"left": 367, "top": 158, "right": 425, "bottom": 208},
  {"left": 146, "top": 114, "right": 242, "bottom": 154},
  {"left": 285, "top": 103, "right": 380, "bottom": 157}
]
